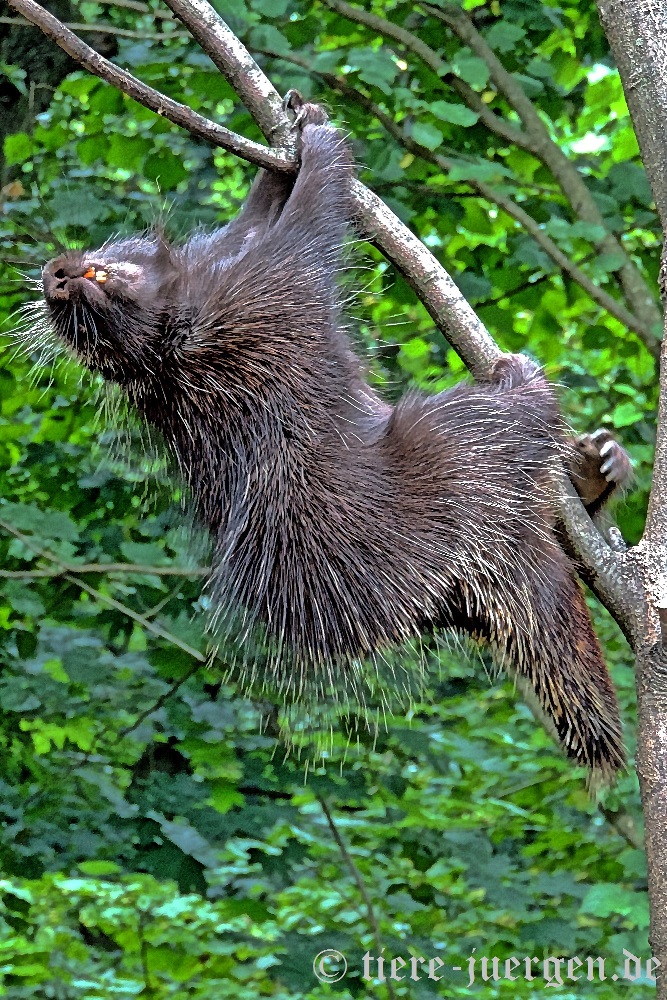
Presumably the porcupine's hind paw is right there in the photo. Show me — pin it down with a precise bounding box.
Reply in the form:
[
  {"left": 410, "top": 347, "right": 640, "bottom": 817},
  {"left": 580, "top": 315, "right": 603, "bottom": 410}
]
[
  {"left": 575, "top": 429, "right": 633, "bottom": 490},
  {"left": 570, "top": 428, "right": 633, "bottom": 514},
  {"left": 283, "top": 89, "right": 330, "bottom": 129}
]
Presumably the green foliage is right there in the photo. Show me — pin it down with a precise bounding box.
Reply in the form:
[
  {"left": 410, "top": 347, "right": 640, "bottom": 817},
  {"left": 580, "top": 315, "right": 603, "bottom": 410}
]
[{"left": 0, "top": 0, "right": 657, "bottom": 996}]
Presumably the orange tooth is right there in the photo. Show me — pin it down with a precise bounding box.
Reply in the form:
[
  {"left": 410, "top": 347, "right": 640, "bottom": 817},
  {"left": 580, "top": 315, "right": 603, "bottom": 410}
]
[{"left": 83, "top": 267, "right": 96, "bottom": 279}]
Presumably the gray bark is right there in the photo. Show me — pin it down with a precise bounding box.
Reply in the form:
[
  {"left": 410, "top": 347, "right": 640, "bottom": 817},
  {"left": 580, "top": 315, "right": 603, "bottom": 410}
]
[{"left": 596, "top": 0, "right": 667, "bottom": 989}]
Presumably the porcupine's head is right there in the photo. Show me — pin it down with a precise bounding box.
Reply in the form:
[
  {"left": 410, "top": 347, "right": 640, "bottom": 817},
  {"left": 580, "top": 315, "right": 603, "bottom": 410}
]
[{"left": 42, "top": 235, "right": 179, "bottom": 386}]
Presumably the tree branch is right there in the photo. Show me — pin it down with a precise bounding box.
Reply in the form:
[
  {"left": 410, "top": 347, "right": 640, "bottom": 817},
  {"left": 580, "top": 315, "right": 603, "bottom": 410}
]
[
  {"left": 0, "top": 518, "right": 206, "bottom": 661},
  {"left": 267, "top": 48, "right": 654, "bottom": 350},
  {"left": 160, "top": 0, "right": 292, "bottom": 146},
  {"left": 598, "top": 2, "right": 667, "bottom": 550},
  {"left": 421, "top": 1, "right": 662, "bottom": 337},
  {"left": 117, "top": 661, "right": 202, "bottom": 737},
  {"left": 0, "top": 15, "right": 189, "bottom": 39},
  {"left": 321, "top": 0, "right": 533, "bottom": 152},
  {"left": 322, "top": 0, "right": 661, "bottom": 339},
  {"left": 5, "top": 0, "right": 294, "bottom": 172},
  {"left": 591, "top": 2, "right": 667, "bottom": 987}
]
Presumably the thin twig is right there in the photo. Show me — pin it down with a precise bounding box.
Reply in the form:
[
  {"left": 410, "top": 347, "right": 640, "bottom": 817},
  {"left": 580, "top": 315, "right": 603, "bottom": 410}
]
[
  {"left": 0, "top": 16, "right": 189, "bottom": 39},
  {"left": 321, "top": 0, "right": 532, "bottom": 148},
  {"left": 322, "top": 0, "right": 661, "bottom": 339},
  {"left": 0, "top": 517, "right": 206, "bottom": 661},
  {"left": 318, "top": 796, "right": 396, "bottom": 1000},
  {"left": 117, "top": 661, "right": 202, "bottom": 737},
  {"left": 419, "top": 0, "right": 662, "bottom": 336},
  {"left": 0, "top": 563, "right": 208, "bottom": 578},
  {"left": 62, "top": 573, "right": 205, "bottom": 659}
]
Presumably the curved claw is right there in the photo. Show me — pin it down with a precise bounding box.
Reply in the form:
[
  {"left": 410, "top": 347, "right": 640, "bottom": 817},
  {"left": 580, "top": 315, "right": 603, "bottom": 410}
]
[
  {"left": 575, "top": 430, "right": 633, "bottom": 490},
  {"left": 282, "top": 88, "right": 330, "bottom": 130},
  {"left": 282, "top": 88, "right": 303, "bottom": 114}
]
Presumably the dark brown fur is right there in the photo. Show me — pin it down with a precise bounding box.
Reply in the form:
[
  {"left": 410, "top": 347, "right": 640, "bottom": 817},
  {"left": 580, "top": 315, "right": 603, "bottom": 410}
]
[{"left": 39, "top": 108, "right": 631, "bottom": 778}]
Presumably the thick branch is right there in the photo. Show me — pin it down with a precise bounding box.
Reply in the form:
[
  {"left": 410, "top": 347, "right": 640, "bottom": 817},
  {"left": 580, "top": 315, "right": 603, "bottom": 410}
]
[
  {"left": 593, "top": 2, "right": 667, "bottom": 988},
  {"left": 556, "top": 474, "right": 638, "bottom": 644},
  {"left": 5, "top": 0, "right": 294, "bottom": 172},
  {"left": 353, "top": 180, "right": 498, "bottom": 373},
  {"left": 599, "top": 0, "right": 667, "bottom": 583},
  {"left": 645, "top": 303, "right": 667, "bottom": 552},
  {"left": 596, "top": 0, "right": 667, "bottom": 231},
  {"left": 598, "top": 1, "right": 667, "bottom": 556}
]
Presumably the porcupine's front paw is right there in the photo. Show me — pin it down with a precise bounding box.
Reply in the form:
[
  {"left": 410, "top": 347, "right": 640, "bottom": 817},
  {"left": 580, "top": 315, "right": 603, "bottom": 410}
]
[
  {"left": 283, "top": 89, "right": 329, "bottom": 129},
  {"left": 571, "top": 428, "right": 633, "bottom": 509},
  {"left": 283, "top": 88, "right": 353, "bottom": 176},
  {"left": 489, "top": 352, "right": 543, "bottom": 389}
]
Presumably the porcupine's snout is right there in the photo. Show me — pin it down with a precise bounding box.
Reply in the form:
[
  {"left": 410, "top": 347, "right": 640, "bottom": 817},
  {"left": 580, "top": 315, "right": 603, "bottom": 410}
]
[{"left": 43, "top": 253, "right": 109, "bottom": 304}]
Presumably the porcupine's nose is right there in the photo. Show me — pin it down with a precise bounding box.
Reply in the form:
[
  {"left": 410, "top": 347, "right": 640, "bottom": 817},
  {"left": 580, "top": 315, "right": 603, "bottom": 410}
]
[{"left": 43, "top": 256, "right": 95, "bottom": 302}]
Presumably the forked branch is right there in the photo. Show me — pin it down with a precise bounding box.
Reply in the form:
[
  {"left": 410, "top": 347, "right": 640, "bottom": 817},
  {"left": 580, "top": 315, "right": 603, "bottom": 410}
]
[{"left": 6, "top": 0, "right": 294, "bottom": 171}]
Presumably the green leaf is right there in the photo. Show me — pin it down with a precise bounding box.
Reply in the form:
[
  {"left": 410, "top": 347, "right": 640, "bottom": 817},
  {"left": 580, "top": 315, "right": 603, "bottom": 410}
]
[
  {"left": 429, "top": 101, "right": 479, "bottom": 126},
  {"left": 612, "top": 401, "right": 643, "bottom": 428},
  {"left": 447, "top": 159, "right": 512, "bottom": 181},
  {"left": 348, "top": 48, "right": 399, "bottom": 94},
  {"left": 2, "top": 581, "right": 45, "bottom": 618},
  {"left": 411, "top": 122, "right": 443, "bottom": 151},
  {"left": 251, "top": 0, "right": 291, "bottom": 16},
  {"left": 144, "top": 150, "right": 189, "bottom": 189},
  {"left": 485, "top": 22, "right": 526, "bottom": 53},
  {"left": 247, "top": 24, "right": 291, "bottom": 56},
  {"left": 78, "top": 861, "right": 122, "bottom": 875},
  {"left": 107, "top": 134, "right": 152, "bottom": 172},
  {"left": 3, "top": 132, "right": 32, "bottom": 167},
  {"left": 0, "top": 62, "right": 27, "bottom": 95},
  {"left": 59, "top": 76, "right": 100, "bottom": 100},
  {"left": 512, "top": 72, "right": 544, "bottom": 98},
  {"left": 581, "top": 884, "right": 649, "bottom": 926},
  {"left": 49, "top": 189, "right": 109, "bottom": 229},
  {"left": 120, "top": 541, "right": 170, "bottom": 566},
  {"left": 452, "top": 52, "right": 489, "bottom": 89},
  {"left": 77, "top": 136, "right": 110, "bottom": 166},
  {"left": 569, "top": 221, "right": 608, "bottom": 242},
  {"left": 0, "top": 503, "right": 80, "bottom": 544}
]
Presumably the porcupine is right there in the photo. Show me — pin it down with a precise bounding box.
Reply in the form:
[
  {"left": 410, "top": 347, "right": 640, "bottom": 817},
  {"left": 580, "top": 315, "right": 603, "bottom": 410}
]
[{"left": 38, "top": 97, "right": 632, "bottom": 779}]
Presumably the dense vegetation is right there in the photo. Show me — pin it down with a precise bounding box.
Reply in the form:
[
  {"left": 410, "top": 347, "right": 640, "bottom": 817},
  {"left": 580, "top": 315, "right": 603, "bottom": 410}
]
[{"left": 0, "top": 0, "right": 658, "bottom": 995}]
